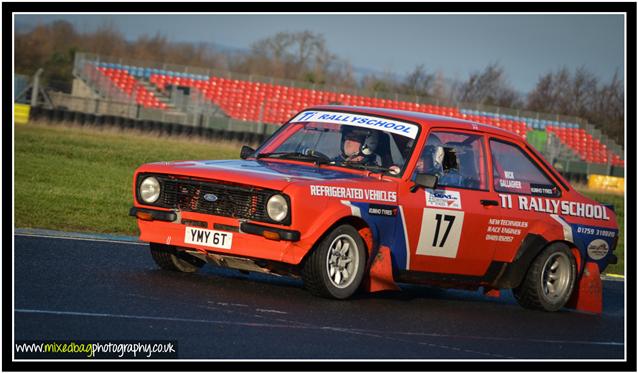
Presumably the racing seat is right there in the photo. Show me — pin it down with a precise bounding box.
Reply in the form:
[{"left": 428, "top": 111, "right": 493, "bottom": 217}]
[
  {"left": 443, "top": 141, "right": 480, "bottom": 189},
  {"left": 376, "top": 132, "right": 394, "bottom": 168}
]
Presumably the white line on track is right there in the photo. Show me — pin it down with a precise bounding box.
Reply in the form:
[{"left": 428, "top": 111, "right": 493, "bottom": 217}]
[
  {"left": 14, "top": 233, "right": 147, "bottom": 246},
  {"left": 15, "top": 308, "right": 306, "bottom": 329},
  {"left": 15, "top": 308, "right": 624, "bottom": 348},
  {"left": 256, "top": 308, "right": 288, "bottom": 314}
]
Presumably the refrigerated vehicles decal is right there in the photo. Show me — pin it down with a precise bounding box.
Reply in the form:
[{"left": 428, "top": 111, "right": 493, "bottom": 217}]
[{"left": 309, "top": 185, "right": 397, "bottom": 203}]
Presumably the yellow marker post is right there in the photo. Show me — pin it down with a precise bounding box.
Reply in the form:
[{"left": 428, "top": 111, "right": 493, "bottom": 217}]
[{"left": 14, "top": 103, "right": 30, "bottom": 125}]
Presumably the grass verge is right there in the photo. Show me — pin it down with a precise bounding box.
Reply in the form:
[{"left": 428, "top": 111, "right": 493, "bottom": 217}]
[{"left": 15, "top": 122, "right": 240, "bottom": 235}]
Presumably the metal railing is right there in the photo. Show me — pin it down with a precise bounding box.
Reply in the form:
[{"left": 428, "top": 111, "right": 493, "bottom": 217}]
[{"left": 45, "top": 91, "right": 278, "bottom": 136}]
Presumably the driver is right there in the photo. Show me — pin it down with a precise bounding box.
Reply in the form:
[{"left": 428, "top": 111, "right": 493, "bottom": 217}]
[
  {"left": 416, "top": 134, "right": 444, "bottom": 175},
  {"left": 334, "top": 126, "right": 382, "bottom": 166}
]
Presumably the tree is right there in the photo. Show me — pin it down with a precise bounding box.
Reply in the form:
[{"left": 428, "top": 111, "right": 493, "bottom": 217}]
[
  {"left": 527, "top": 66, "right": 624, "bottom": 146},
  {"left": 402, "top": 64, "right": 435, "bottom": 97},
  {"left": 456, "top": 62, "right": 522, "bottom": 108}
]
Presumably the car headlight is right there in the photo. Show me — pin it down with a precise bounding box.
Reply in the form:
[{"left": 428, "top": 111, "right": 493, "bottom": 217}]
[
  {"left": 139, "top": 176, "right": 161, "bottom": 203},
  {"left": 266, "top": 194, "right": 288, "bottom": 222}
]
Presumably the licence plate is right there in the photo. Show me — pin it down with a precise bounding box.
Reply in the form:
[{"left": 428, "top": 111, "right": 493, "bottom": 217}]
[{"left": 184, "top": 227, "right": 233, "bottom": 249}]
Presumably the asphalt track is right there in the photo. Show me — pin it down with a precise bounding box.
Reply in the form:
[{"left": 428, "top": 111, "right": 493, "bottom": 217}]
[{"left": 13, "top": 231, "right": 625, "bottom": 360}]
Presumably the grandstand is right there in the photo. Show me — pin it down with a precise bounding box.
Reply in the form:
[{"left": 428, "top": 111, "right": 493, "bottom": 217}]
[{"left": 68, "top": 52, "right": 624, "bottom": 171}]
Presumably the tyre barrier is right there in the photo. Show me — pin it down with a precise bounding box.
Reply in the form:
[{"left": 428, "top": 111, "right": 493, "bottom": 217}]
[
  {"left": 76, "top": 112, "right": 86, "bottom": 126},
  {"left": 53, "top": 109, "right": 64, "bottom": 122},
  {"left": 63, "top": 110, "right": 73, "bottom": 123},
  {"left": 29, "top": 106, "right": 42, "bottom": 121}
]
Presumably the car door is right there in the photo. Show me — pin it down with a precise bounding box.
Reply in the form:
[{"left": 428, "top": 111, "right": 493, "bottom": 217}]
[
  {"left": 486, "top": 137, "right": 564, "bottom": 263},
  {"left": 399, "top": 129, "right": 502, "bottom": 277}
]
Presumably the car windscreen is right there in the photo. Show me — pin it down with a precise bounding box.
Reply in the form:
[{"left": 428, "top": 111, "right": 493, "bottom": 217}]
[{"left": 255, "top": 111, "right": 419, "bottom": 176}]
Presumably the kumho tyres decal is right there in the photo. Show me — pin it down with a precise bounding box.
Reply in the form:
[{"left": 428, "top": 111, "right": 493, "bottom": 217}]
[{"left": 290, "top": 110, "right": 419, "bottom": 139}]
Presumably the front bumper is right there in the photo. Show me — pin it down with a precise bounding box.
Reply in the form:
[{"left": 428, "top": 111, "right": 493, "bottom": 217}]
[{"left": 130, "top": 206, "right": 304, "bottom": 264}]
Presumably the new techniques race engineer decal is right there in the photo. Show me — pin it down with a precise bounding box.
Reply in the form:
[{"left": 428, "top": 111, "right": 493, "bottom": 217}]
[{"left": 498, "top": 194, "right": 610, "bottom": 220}]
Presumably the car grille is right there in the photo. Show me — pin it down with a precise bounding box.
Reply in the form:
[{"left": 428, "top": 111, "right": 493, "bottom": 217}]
[{"left": 152, "top": 175, "right": 274, "bottom": 223}]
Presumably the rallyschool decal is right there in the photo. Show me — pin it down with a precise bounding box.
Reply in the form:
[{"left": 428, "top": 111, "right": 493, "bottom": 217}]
[
  {"left": 310, "top": 185, "right": 397, "bottom": 203},
  {"left": 425, "top": 190, "right": 462, "bottom": 209},
  {"left": 587, "top": 239, "right": 609, "bottom": 260},
  {"left": 290, "top": 110, "right": 419, "bottom": 139},
  {"left": 498, "top": 194, "right": 610, "bottom": 220}
]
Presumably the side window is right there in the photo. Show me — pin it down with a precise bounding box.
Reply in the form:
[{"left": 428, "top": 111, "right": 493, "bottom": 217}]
[
  {"left": 413, "top": 131, "right": 488, "bottom": 190},
  {"left": 490, "top": 139, "right": 560, "bottom": 197}
]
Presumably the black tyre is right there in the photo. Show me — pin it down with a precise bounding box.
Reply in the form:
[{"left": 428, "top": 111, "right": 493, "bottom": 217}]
[
  {"left": 302, "top": 224, "right": 367, "bottom": 299},
  {"left": 149, "top": 243, "right": 205, "bottom": 273},
  {"left": 513, "top": 243, "right": 577, "bottom": 312}
]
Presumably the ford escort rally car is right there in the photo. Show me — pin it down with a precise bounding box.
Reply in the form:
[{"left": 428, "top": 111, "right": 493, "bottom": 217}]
[{"left": 130, "top": 105, "right": 619, "bottom": 313}]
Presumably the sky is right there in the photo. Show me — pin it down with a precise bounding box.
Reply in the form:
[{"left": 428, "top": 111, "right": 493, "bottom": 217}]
[{"left": 14, "top": 13, "right": 625, "bottom": 94}]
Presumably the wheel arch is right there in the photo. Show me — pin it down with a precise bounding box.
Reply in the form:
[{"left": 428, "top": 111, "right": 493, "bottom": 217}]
[
  {"left": 299, "top": 215, "right": 374, "bottom": 268},
  {"left": 493, "top": 234, "right": 581, "bottom": 289}
]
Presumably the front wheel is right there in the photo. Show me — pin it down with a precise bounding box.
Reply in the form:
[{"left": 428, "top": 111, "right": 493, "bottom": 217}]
[
  {"left": 149, "top": 243, "right": 205, "bottom": 273},
  {"left": 302, "top": 225, "right": 367, "bottom": 299},
  {"left": 513, "top": 243, "right": 577, "bottom": 312}
]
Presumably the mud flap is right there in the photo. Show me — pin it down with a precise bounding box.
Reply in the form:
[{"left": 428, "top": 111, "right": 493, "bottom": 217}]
[
  {"left": 566, "top": 262, "right": 603, "bottom": 314},
  {"left": 363, "top": 245, "right": 400, "bottom": 293}
]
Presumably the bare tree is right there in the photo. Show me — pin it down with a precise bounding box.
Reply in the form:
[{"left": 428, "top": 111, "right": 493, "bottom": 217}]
[
  {"left": 527, "top": 66, "right": 624, "bottom": 146},
  {"left": 456, "top": 63, "right": 522, "bottom": 108},
  {"left": 402, "top": 64, "right": 435, "bottom": 97}
]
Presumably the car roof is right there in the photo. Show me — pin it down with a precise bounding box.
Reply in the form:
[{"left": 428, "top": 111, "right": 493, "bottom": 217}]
[{"left": 306, "top": 104, "right": 523, "bottom": 141}]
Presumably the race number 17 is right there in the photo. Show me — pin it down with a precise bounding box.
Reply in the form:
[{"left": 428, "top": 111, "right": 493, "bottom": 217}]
[
  {"left": 416, "top": 209, "right": 465, "bottom": 258},
  {"left": 432, "top": 213, "right": 455, "bottom": 247}
]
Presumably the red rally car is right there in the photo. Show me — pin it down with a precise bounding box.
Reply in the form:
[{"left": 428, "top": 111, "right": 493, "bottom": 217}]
[{"left": 130, "top": 105, "right": 619, "bottom": 313}]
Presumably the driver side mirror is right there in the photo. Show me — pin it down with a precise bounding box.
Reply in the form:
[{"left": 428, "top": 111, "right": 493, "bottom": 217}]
[
  {"left": 240, "top": 145, "right": 255, "bottom": 160},
  {"left": 411, "top": 173, "right": 438, "bottom": 192}
]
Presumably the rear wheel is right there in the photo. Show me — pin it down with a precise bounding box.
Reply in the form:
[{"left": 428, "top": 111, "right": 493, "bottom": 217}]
[
  {"left": 302, "top": 225, "right": 367, "bottom": 299},
  {"left": 149, "top": 243, "right": 205, "bottom": 273},
  {"left": 513, "top": 243, "right": 577, "bottom": 312}
]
